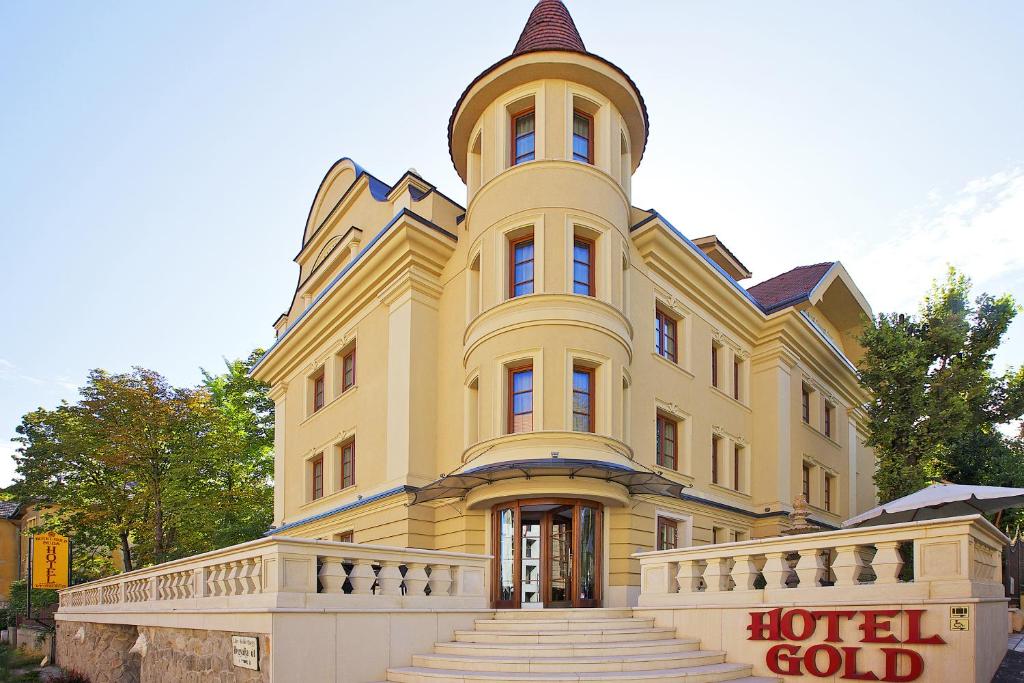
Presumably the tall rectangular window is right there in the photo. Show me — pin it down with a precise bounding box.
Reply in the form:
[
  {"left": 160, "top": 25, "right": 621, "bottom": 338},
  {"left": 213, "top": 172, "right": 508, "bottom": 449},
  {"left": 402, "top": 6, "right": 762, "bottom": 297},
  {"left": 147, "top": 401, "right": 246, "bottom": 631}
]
[
  {"left": 733, "top": 358, "right": 740, "bottom": 400},
  {"left": 510, "top": 236, "right": 534, "bottom": 297},
  {"left": 512, "top": 109, "right": 535, "bottom": 165},
  {"left": 335, "top": 530, "right": 354, "bottom": 543},
  {"left": 657, "top": 517, "right": 678, "bottom": 551},
  {"left": 711, "top": 345, "right": 720, "bottom": 388},
  {"left": 572, "top": 110, "right": 593, "bottom": 163},
  {"left": 801, "top": 385, "right": 811, "bottom": 424},
  {"left": 313, "top": 370, "right": 326, "bottom": 412},
  {"left": 654, "top": 309, "right": 677, "bottom": 362},
  {"left": 802, "top": 463, "right": 811, "bottom": 501},
  {"left": 824, "top": 474, "right": 834, "bottom": 512},
  {"left": 711, "top": 435, "right": 720, "bottom": 485},
  {"left": 572, "top": 238, "right": 594, "bottom": 296},
  {"left": 655, "top": 413, "right": 677, "bottom": 470},
  {"left": 341, "top": 441, "right": 355, "bottom": 489},
  {"left": 572, "top": 366, "right": 594, "bottom": 433},
  {"left": 312, "top": 453, "right": 324, "bottom": 500},
  {"left": 342, "top": 349, "right": 356, "bottom": 392},
  {"left": 508, "top": 365, "right": 534, "bottom": 433},
  {"left": 733, "top": 443, "right": 742, "bottom": 491},
  {"left": 824, "top": 403, "right": 834, "bottom": 438}
]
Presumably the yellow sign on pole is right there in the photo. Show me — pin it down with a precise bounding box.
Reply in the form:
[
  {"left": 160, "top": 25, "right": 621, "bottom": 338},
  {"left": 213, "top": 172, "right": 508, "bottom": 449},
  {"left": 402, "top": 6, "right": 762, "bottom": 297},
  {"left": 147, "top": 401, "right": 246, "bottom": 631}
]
[{"left": 32, "top": 531, "right": 70, "bottom": 590}]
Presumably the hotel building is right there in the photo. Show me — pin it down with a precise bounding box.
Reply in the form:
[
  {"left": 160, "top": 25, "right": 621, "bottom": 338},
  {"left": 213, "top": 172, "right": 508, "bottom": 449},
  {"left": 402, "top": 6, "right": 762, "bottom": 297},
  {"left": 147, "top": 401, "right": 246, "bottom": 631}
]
[{"left": 250, "top": 0, "right": 877, "bottom": 610}]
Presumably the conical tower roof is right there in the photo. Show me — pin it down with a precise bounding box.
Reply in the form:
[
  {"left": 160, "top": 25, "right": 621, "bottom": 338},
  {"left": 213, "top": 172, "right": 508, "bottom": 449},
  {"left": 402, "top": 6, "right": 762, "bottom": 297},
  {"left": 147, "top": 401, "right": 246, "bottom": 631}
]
[
  {"left": 448, "top": 0, "right": 649, "bottom": 180},
  {"left": 513, "top": 0, "right": 586, "bottom": 55}
]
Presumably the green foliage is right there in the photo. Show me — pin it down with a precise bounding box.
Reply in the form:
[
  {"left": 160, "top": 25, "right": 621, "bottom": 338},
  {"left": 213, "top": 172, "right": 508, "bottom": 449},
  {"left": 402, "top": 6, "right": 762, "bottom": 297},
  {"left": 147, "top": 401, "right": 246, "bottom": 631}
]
[
  {"left": 858, "top": 268, "right": 1024, "bottom": 511},
  {"left": 12, "top": 350, "right": 273, "bottom": 575},
  {"left": 5, "top": 580, "right": 58, "bottom": 626}
]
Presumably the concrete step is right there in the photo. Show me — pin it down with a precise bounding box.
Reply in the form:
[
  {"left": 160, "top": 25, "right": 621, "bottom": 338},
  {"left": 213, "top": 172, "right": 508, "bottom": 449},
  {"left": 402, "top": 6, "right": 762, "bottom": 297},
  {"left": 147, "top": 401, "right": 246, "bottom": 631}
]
[
  {"left": 386, "top": 662, "right": 754, "bottom": 683},
  {"left": 493, "top": 609, "right": 634, "bottom": 620},
  {"left": 474, "top": 617, "right": 655, "bottom": 632},
  {"left": 412, "top": 649, "right": 728, "bottom": 673},
  {"left": 433, "top": 638, "right": 701, "bottom": 658},
  {"left": 453, "top": 627, "right": 677, "bottom": 644}
]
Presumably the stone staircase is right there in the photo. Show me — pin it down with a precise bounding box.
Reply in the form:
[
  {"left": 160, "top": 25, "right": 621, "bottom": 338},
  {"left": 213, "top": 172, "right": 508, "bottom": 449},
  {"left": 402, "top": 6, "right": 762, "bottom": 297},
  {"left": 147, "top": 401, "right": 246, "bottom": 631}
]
[{"left": 382, "top": 608, "right": 778, "bottom": 682}]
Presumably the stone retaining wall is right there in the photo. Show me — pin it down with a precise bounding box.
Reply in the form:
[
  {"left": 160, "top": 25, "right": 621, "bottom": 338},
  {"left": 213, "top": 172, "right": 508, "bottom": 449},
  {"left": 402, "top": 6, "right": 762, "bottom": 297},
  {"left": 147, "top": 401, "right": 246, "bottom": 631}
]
[
  {"left": 56, "top": 622, "right": 270, "bottom": 682},
  {"left": 56, "top": 621, "right": 140, "bottom": 683}
]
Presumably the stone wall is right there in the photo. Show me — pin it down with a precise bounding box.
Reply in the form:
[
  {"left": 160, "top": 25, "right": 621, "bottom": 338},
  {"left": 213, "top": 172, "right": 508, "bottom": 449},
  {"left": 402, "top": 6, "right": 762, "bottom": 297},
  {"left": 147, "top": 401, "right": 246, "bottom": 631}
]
[
  {"left": 56, "top": 621, "right": 140, "bottom": 683},
  {"left": 56, "top": 622, "right": 270, "bottom": 682},
  {"left": 137, "top": 626, "right": 269, "bottom": 683}
]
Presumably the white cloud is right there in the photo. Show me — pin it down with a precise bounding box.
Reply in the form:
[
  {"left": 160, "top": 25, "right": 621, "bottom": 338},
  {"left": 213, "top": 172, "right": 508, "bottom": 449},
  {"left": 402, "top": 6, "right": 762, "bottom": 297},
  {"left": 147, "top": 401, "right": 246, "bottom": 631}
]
[{"left": 843, "top": 167, "right": 1024, "bottom": 314}]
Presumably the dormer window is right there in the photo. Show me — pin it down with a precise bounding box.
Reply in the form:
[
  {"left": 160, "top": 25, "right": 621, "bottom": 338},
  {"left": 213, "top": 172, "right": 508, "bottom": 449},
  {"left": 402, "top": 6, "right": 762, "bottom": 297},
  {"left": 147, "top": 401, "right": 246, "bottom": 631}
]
[
  {"left": 573, "top": 110, "right": 593, "bottom": 163},
  {"left": 512, "top": 109, "right": 535, "bottom": 165}
]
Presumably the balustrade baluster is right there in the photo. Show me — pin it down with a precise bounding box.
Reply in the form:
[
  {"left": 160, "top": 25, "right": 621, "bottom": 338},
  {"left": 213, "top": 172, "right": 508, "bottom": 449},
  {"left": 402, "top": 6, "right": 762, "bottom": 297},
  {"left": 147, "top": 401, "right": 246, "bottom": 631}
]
[
  {"left": 872, "top": 542, "right": 904, "bottom": 584},
  {"left": 832, "top": 545, "right": 865, "bottom": 587},
  {"left": 731, "top": 554, "right": 759, "bottom": 591},
  {"left": 704, "top": 557, "right": 733, "bottom": 592},
  {"left": 761, "top": 551, "right": 793, "bottom": 589},
  {"left": 318, "top": 557, "right": 348, "bottom": 593},
  {"left": 795, "top": 548, "right": 825, "bottom": 588},
  {"left": 403, "top": 562, "right": 429, "bottom": 597},
  {"left": 429, "top": 564, "right": 454, "bottom": 597},
  {"left": 675, "top": 559, "right": 705, "bottom": 593},
  {"left": 376, "top": 561, "right": 404, "bottom": 596},
  {"left": 347, "top": 558, "right": 376, "bottom": 594}
]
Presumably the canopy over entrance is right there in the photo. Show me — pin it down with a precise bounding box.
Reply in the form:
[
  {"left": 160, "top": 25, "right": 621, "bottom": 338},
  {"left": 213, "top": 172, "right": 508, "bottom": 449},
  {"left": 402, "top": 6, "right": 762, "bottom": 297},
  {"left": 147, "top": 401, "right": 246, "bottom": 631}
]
[{"left": 410, "top": 458, "right": 687, "bottom": 505}]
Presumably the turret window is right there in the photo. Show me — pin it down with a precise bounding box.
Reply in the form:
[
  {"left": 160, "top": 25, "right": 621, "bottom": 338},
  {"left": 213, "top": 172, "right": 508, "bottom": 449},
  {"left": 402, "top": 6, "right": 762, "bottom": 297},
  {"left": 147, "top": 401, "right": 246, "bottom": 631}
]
[
  {"left": 572, "top": 110, "right": 593, "bottom": 163},
  {"left": 508, "top": 365, "right": 534, "bottom": 433},
  {"left": 572, "top": 366, "right": 594, "bottom": 433},
  {"left": 572, "top": 238, "right": 594, "bottom": 295},
  {"left": 512, "top": 109, "right": 535, "bottom": 165},
  {"left": 510, "top": 236, "right": 535, "bottom": 297}
]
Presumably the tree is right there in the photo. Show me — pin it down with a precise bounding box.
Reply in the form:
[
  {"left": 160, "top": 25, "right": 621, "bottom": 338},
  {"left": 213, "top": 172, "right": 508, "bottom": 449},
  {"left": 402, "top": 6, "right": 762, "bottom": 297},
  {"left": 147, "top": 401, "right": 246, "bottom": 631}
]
[
  {"left": 858, "top": 268, "right": 1024, "bottom": 505},
  {"left": 13, "top": 350, "right": 274, "bottom": 575}
]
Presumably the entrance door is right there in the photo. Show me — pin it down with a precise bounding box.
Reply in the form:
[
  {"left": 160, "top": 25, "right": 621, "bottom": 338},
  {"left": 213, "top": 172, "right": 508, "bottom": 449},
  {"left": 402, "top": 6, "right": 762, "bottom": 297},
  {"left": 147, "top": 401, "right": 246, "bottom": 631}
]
[{"left": 491, "top": 499, "right": 602, "bottom": 608}]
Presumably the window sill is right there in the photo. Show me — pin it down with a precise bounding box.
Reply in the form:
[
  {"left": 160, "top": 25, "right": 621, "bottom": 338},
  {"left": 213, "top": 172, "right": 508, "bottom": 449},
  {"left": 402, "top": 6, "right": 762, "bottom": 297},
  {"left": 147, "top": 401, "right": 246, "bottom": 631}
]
[
  {"left": 299, "top": 386, "right": 358, "bottom": 427},
  {"left": 709, "top": 483, "right": 752, "bottom": 499},
  {"left": 709, "top": 385, "right": 751, "bottom": 412},
  {"left": 800, "top": 421, "right": 842, "bottom": 449},
  {"left": 653, "top": 467, "right": 695, "bottom": 487},
  {"left": 651, "top": 352, "right": 694, "bottom": 379},
  {"left": 300, "top": 484, "right": 359, "bottom": 511}
]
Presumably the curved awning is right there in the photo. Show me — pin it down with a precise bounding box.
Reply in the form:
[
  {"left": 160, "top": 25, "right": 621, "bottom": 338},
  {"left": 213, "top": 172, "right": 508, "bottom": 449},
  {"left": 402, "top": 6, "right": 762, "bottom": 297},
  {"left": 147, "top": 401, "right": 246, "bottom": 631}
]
[{"left": 410, "top": 458, "right": 688, "bottom": 505}]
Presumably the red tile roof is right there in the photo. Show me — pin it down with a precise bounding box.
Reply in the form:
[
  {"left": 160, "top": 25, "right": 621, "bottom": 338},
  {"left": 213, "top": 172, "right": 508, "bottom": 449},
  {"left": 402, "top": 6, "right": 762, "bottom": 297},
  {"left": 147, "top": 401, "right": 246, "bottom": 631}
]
[
  {"left": 747, "top": 262, "right": 835, "bottom": 312},
  {"left": 513, "top": 0, "right": 586, "bottom": 55}
]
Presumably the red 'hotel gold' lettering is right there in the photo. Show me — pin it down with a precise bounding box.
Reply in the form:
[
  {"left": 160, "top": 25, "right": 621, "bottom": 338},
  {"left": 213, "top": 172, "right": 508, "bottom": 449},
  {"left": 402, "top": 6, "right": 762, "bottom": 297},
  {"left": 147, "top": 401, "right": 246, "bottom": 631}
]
[{"left": 750, "top": 608, "right": 944, "bottom": 682}]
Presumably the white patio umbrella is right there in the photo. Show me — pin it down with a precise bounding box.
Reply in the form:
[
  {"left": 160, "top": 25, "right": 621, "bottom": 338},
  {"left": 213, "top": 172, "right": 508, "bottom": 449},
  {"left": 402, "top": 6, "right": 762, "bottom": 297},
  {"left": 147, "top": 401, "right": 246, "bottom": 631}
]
[{"left": 843, "top": 482, "right": 1024, "bottom": 528}]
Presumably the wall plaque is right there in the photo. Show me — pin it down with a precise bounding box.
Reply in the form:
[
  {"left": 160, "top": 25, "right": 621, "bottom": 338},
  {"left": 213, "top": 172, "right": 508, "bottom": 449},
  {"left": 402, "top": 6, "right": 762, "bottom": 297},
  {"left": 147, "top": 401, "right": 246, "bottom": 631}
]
[{"left": 232, "top": 635, "right": 259, "bottom": 671}]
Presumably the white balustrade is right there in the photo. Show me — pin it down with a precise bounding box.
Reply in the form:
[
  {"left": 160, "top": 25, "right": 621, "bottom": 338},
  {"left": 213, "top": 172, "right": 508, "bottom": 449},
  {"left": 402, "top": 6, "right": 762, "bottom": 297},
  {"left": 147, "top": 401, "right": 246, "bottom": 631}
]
[
  {"left": 636, "top": 514, "right": 1007, "bottom": 607},
  {"left": 59, "top": 536, "right": 491, "bottom": 613}
]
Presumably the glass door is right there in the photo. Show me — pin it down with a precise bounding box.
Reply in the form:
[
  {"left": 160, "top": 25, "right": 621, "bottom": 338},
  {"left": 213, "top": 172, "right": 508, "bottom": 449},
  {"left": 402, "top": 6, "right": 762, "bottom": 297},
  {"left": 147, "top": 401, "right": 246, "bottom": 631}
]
[
  {"left": 546, "top": 506, "right": 573, "bottom": 607},
  {"left": 491, "top": 499, "right": 602, "bottom": 609},
  {"left": 494, "top": 505, "right": 517, "bottom": 609},
  {"left": 576, "top": 504, "right": 600, "bottom": 608}
]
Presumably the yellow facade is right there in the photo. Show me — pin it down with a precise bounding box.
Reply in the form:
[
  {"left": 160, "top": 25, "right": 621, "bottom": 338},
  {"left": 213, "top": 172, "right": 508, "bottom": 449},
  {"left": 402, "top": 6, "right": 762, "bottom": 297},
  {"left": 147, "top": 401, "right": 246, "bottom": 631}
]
[{"left": 252, "top": 1, "right": 877, "bottom": 608}]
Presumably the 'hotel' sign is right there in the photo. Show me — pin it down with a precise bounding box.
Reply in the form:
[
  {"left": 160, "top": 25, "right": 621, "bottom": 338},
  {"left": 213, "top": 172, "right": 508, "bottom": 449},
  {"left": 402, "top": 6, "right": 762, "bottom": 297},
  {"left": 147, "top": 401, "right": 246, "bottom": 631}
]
[{"left": 748, "top": 608, "right": 946, "bottom": 681}]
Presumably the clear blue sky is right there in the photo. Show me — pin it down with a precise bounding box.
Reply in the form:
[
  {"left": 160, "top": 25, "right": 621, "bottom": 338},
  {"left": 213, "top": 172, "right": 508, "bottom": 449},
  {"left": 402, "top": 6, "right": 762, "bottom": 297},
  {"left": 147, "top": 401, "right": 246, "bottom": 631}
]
[{"left": 2, "top": 1, "right": 1022, "bottom": 486}]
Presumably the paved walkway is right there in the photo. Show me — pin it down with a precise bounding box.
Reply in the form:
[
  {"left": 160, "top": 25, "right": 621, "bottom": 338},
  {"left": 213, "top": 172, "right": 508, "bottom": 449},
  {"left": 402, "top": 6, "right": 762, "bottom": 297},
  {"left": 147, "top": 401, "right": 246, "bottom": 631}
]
[{"left": 995, "top": 635, "right": 1024, "bottom": 681}]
